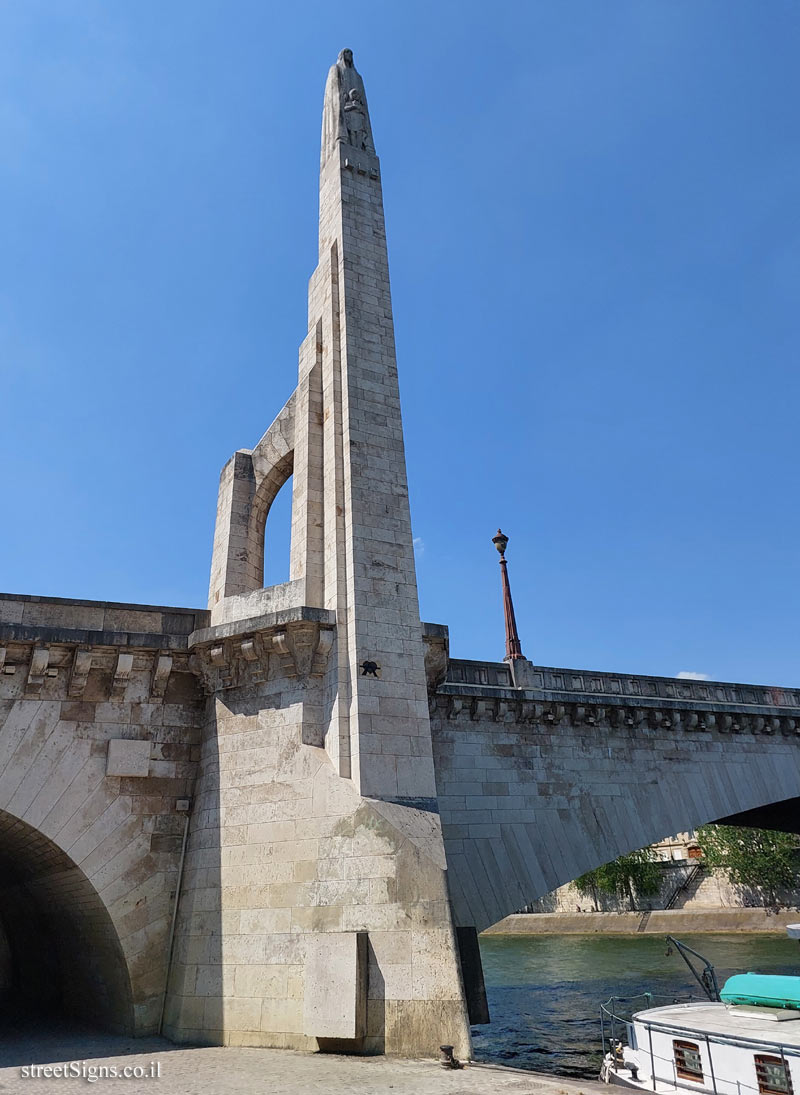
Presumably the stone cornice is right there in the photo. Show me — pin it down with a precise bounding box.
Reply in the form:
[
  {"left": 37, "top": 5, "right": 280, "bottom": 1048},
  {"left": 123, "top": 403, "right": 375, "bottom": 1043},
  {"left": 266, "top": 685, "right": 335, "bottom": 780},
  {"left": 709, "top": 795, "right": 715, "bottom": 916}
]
[
  {"left": 0, "top": 639, "right": 194, "bottom": 702},
  {"left": 188, "top": 605, "right": 334, "bottom": 649},
  {"left": 188, "top": 607, "right": 336, "bottom": 693},
  {"left": 430, "top": 691, "right": 799, "bottom": 735}
]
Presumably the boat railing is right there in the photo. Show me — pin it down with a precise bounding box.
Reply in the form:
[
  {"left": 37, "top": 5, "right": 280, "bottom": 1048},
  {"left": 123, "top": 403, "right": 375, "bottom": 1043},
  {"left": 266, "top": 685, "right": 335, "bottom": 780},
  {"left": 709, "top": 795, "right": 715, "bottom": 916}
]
[
  {"left": 600, "top": 992, "right": 696, "bottom": 1058},
  {"left": 600, "top": 994, "right": 800, "bottom": 1092}
]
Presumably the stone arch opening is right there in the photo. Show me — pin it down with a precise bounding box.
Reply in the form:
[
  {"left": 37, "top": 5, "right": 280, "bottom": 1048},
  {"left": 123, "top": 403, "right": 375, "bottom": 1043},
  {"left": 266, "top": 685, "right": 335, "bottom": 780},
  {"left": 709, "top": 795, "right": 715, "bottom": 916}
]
[
  {"left": 249, "top": 448, "right": 294, "bottom": 588},
  {"left": 262, "top": 473, "right": 294, "bottom": 586},
  {"left": 0, "top": 811, "right": 134, "bottom": 1033}
]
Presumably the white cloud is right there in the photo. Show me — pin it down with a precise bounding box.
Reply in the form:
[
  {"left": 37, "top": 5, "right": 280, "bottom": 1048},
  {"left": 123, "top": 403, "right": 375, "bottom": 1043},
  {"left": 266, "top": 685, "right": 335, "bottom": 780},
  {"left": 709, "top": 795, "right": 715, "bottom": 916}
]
[
  {"left": 412, "top": 537, "right": 424, "bottom": 555},
  {"left": 676, "top": 671, "right": 710, "bottom": 681}
]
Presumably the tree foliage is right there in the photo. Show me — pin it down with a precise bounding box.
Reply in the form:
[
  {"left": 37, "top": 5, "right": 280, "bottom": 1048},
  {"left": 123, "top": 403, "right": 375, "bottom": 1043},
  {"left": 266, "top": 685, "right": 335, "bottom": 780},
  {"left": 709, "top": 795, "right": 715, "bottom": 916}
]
[
  {"left": 576, "top": 849, "right": 662, "bottom": 911},
  {"left": 695, "top": 825, "right": 799, "bottom": 906},
  {"left": 575, "top": 868, "right": 602, "bottom": 911}
]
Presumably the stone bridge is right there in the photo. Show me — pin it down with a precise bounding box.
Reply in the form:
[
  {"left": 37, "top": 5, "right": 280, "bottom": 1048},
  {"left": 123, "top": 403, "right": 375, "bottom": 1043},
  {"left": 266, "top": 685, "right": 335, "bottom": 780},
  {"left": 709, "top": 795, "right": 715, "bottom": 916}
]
[
  {"left": 2, "top": 50, "right": 797, "bottom": 1062},
  {"left": 427, "top": 642, "right": 800, "bottom": 932},
  {"left": 1, "top": 597, "right": 797, "bottom": 1044}
]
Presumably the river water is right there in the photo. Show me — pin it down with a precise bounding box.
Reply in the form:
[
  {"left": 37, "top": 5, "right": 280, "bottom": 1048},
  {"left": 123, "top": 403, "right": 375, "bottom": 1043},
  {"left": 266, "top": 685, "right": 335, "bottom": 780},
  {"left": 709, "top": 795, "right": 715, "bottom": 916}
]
[{"left": 472, "top": 931, "right": 800, "bottom": 1080}]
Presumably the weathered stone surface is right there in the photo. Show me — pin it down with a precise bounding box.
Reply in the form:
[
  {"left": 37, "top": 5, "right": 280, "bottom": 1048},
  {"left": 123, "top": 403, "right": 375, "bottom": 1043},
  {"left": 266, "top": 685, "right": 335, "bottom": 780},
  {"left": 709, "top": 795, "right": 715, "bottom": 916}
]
[
  {"left": 431, "top": 652, "right": 800, "bottom": 933},
  {"left": 161, "top": 48, "right": 471, "bottom": 1060},
  {"left": 0, "top": 612, "right": 204, "bottom": 1033},
  {"left": 2, "top": 50, "right": 800, "bottom": 1067},
  {"left": 302, "top": 931, "right": 366, "bottom": 1039},
  {"left": 106, "top": 738, "right": 151, "bottom": 777}
]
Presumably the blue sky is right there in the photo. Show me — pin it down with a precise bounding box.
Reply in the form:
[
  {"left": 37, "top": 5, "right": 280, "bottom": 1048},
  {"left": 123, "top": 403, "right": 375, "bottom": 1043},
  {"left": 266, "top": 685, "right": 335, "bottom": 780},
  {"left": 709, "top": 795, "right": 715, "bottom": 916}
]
[{"left": 1, "top": 2, "right": 798, "bottom": 685}]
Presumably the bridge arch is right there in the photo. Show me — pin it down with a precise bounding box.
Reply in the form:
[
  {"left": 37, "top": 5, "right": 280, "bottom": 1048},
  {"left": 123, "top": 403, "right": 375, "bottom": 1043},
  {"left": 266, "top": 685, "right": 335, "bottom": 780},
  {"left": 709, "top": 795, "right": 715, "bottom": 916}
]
[
  {"left": 0, "top": 810, "right": 134, "bottom": 1032},
  {"left": 432, "top": 704, "right": 800, "bottom": 932}
]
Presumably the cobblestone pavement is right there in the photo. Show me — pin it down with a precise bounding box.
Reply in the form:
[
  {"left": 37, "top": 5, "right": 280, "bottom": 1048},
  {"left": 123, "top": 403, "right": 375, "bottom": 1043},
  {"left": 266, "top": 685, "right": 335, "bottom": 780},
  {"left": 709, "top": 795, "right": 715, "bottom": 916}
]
[{"left": 0, "top": 1026, "right": 608, "bottom": 1094}]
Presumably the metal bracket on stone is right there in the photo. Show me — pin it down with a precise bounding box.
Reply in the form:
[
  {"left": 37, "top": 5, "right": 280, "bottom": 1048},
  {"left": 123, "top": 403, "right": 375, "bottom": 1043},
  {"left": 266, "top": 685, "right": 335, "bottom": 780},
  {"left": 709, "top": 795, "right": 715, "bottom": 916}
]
[
  {"left": 150, "top": 654, "right": 173, "bottom": 699},
  {"left": 68, "top": 649, "right": 94, "bottom": 698},
  {"left": 26, "top": 647, "right": 50, "bottom": 695},
  {"left": 111, "top": 652, "right": 134, "bottom": 700}
]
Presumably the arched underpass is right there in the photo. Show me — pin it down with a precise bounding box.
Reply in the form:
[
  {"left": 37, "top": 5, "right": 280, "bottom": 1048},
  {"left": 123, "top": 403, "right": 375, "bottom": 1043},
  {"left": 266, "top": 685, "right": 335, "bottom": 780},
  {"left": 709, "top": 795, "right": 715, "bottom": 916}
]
[{"left": 0, "top": 811, "right": 134, "bottom": 1034}]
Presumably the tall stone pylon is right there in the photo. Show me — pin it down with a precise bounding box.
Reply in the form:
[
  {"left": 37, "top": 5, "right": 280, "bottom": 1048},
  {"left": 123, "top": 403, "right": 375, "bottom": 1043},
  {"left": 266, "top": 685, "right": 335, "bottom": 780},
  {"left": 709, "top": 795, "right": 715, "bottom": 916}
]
[
  {"left": 165, "top": 50, "right": 473, "bottom": 1058},
  {"left": 291, "top": 48, "right": 436, "bottom": 797}
]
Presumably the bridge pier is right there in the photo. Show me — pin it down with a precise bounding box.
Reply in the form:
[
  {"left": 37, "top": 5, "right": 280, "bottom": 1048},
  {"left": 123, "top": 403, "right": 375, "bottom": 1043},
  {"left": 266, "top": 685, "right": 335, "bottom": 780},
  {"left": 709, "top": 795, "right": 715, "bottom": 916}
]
[{"left": 161, "top": 51, "right": 472, "bottom": 1056}]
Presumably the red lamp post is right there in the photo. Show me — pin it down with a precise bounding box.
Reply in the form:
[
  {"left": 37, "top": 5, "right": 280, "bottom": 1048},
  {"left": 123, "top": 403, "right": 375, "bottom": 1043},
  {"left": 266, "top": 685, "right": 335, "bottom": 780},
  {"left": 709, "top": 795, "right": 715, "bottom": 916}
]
[{"left": 492, "top": 529, "right": 524, "bottom": 661}]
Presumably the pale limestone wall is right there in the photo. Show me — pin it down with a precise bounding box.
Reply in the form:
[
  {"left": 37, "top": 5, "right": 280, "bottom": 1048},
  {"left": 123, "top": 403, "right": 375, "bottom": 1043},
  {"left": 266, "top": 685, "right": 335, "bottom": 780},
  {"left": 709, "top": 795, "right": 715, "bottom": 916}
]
[
  {"left": 0, "top": 594, "right": 205, "bottom": 1034},
  {"left": 430, "top": 690, "right": 800, "bottom": 933},
  {"left": 329, "top": 143, "right": 436, "bottom": 803},
  {"left": 524, "top": 864, "right": 698, "bottom": 913},
  {"left": 163, "top": 646, "right": 470, "bottom": 1057},
  {"left": 684, "top": 868, "right": 800, "bottom": 909},
  {"left": 181, "top": 52, "right": 473, "bottom": 1058}
]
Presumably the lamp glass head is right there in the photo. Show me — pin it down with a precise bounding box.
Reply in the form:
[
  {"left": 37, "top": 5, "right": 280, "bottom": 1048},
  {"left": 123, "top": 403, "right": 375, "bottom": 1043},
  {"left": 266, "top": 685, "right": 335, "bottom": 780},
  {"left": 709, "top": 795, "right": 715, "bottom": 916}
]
[{"left": 492, "top": 529, "right": 509, "bottom": 557}]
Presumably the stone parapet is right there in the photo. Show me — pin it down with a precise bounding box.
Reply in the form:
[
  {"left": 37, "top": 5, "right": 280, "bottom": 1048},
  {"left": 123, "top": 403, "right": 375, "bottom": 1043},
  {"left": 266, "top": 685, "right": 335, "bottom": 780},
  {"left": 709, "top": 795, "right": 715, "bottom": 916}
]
[
  {"left": 435, "top": 656, "right": 800, "bottom": 736},
  {"left": 0, "top": 592, "right": 207, "bottom": 637},
  {"left": 0, "top": 595, "right": 208, "bottom": 705},
  {"left": 443, "top": 656, "right": 800, "bottom": 711}
]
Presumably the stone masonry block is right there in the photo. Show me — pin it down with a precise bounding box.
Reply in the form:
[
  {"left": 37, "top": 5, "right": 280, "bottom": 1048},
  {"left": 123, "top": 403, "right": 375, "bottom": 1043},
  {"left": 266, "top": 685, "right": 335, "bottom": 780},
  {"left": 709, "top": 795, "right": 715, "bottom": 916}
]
[
  {"left": 107, "top": 738, "right": 151, "bottom": 778},
  {"left": 302, "top": 931, "right": 367, "bottom": 1040}
]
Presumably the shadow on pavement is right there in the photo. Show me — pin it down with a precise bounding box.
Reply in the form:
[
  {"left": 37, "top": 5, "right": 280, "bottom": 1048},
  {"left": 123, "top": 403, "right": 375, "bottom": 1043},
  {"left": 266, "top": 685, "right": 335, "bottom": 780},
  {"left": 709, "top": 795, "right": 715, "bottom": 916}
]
[{"left": 0, "top": 1017, "right": 190, "bottom": 1069}]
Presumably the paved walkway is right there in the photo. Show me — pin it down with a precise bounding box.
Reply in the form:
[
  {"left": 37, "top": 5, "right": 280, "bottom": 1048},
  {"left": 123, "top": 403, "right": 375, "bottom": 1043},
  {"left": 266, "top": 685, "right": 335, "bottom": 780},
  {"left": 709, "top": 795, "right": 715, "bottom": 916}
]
[{"left": 0, "top": 1027, "right": 608, "bottom": 1094}]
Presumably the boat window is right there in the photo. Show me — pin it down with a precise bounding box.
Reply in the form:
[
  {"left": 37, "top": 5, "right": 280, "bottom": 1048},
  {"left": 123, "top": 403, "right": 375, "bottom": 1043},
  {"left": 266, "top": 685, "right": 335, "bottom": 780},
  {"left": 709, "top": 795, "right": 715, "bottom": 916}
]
[
  {"left": 755, "top": 1054, "right": 794, "bottom": 1095},
  {"left": 673, "top": 1040, "right": 704, "bottom": 1082}
]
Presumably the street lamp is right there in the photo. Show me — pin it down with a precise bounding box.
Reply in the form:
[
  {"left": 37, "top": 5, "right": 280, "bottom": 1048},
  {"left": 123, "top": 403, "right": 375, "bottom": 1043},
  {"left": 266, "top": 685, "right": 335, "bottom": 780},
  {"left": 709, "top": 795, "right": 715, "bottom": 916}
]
[{"left": 492, "top": 528, "right": 524, "bottom": 661}]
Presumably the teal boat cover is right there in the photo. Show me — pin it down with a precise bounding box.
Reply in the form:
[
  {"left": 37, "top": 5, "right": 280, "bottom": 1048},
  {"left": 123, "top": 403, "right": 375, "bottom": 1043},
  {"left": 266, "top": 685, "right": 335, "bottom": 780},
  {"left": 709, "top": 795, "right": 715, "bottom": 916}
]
[{"left": 721, "top": 974, "right": 800, "bottom": 1010}]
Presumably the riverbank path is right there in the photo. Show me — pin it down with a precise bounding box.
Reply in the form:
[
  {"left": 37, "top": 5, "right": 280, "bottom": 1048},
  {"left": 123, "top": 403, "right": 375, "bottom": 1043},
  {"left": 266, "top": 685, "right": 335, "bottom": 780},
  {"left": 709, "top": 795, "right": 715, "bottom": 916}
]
[{"left": 0, "top": 1027, "right": 608, "bottom": 1094}]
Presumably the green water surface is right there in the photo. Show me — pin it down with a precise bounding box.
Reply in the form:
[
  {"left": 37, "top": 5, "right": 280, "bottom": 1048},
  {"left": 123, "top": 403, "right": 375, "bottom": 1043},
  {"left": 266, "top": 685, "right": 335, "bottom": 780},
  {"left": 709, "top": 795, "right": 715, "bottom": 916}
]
[{"left": 472, "top": 931, "right": 800, "bottom": 1080}]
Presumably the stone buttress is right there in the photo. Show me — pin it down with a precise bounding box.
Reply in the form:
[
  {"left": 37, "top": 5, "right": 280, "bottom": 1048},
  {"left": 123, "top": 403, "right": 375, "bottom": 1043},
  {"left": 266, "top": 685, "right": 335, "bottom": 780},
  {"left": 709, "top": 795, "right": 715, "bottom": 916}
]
[{"left": 162, "top": 50, "right": 472, "bottom": 1056}]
